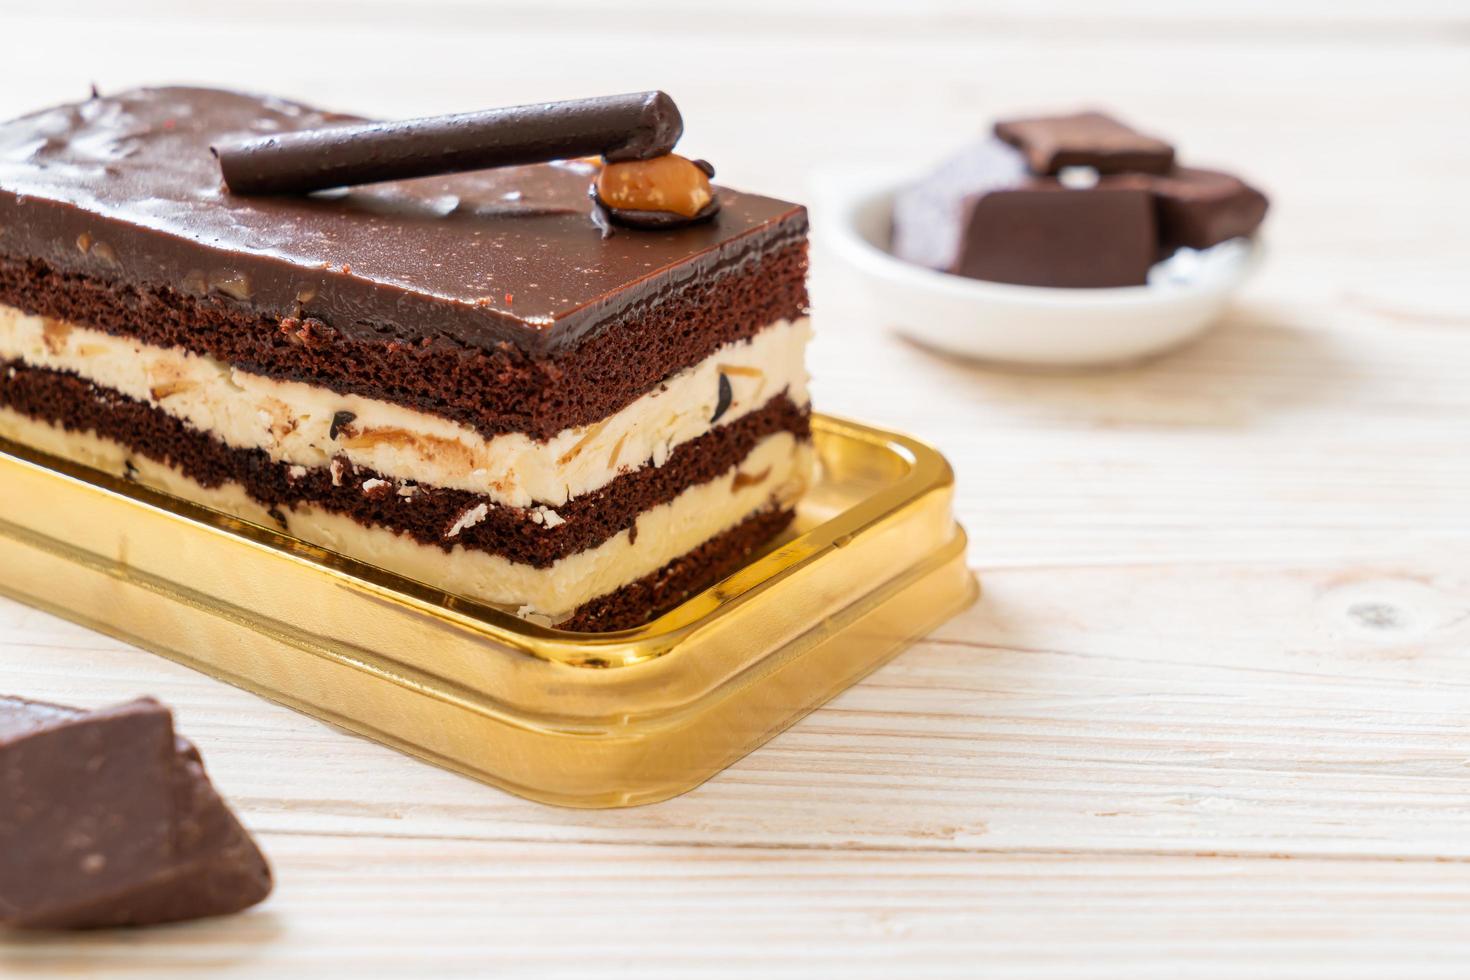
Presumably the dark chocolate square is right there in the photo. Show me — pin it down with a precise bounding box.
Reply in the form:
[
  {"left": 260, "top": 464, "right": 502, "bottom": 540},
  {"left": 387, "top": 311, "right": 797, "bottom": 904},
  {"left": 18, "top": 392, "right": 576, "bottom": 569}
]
[
  {"left": 994, "top": 111, "right": 1175, "bottom": 176},
  {"left": 1143, "top": 167, "right": 1270, "bottom": 251},
  {"left": 955, "top": 186, "right": 1159, "bottom": 288}
]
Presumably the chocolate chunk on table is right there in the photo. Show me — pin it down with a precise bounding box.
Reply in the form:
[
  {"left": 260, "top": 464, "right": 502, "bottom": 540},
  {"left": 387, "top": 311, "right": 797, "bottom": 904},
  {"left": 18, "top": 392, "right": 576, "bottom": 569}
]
[
  {"left": 1138, "top": 166, "right": 1270, "bottom": 252},
  {"left": 955, "top": 185, "right": 1159, "bottom": 288},
  {"left": 994, "top": 111, "right": 1175, "bottom": 175},
  {"left": 0, "top": 696, "right": 272, "bottom": 930}
]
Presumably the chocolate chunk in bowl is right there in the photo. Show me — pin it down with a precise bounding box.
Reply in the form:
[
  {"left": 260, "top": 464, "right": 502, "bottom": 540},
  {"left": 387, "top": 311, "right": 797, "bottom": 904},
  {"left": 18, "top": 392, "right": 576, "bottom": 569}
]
[
  {"left": 954, "top": 185, "right": 1159, "bottom": 288},
  {"left": 828, "top": 107, "right": 1271, "bottom": 364},
  {"left": 994, "top": 109, "right": 1175, "bottom": 175},
  {"left": 1133, "top": 166, "right": 1272, "bottom": 253},
  {"left": 889, "top": 111, "right": 1267, "bottom": 292},
  {"left": 891, "top": 138, "right": 1159, "bottom": 288}
]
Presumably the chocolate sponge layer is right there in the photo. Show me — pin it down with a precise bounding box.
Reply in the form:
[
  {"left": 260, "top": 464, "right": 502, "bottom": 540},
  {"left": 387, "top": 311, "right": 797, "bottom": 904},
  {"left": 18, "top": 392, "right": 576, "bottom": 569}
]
[
  {"left": 556, "top": 504, "right": 795, "bottom": 633},
  {"left": 0, "top": 359, "right": 808, "bottom": 568},
  {"left": 0, "top": 242, "right": 808, "bottom": 442}
]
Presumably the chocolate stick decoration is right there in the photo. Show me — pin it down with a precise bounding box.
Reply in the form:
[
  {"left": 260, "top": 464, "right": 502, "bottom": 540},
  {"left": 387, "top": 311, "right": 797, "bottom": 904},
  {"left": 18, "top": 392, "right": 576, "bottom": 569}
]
[{"left": 213, "top": 91, "right": 683, "bottom": 196}]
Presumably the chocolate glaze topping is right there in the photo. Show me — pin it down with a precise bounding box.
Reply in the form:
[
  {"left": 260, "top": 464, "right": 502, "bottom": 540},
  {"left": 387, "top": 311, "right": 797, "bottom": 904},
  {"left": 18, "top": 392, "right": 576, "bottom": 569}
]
[
  {"left": 0, "top": 88, "right": 805, "bottom": 355},
  {"left": 214, "top": 91, "right": 683, "bottom": 195}
]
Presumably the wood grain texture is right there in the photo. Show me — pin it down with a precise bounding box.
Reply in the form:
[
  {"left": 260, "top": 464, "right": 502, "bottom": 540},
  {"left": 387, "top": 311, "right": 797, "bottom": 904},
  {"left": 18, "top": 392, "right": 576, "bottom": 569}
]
[{"left": 2, "top": 1, "right": 1468, "bottom": 976}]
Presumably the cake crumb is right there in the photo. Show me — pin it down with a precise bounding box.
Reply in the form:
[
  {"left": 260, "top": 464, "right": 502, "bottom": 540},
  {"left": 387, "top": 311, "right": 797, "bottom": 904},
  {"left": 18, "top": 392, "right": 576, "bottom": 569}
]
[
  {"left": 446, "top": 502, "right": 489, "bottom": 538},
  {"left": 515, "top": 605, "right": 555, "bottom": 627},
  {"left": 533, "top": 506, "right": 565, "bottom": 528}
]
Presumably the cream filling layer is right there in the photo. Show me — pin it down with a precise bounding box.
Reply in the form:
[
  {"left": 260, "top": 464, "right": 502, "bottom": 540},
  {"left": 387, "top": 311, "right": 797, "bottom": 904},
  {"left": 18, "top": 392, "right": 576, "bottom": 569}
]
[
  {"left": 0, "top": 406, "right": 811, "bottom": 623},
  {"left": 0, "top": 304, "right": 811, "bottom": 508}
]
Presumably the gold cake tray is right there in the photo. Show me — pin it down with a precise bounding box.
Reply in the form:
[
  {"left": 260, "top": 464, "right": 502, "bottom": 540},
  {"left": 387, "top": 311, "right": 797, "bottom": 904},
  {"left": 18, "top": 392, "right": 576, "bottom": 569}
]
[{"left": 0, "top": 414, "right": 976, "bottom": 808}]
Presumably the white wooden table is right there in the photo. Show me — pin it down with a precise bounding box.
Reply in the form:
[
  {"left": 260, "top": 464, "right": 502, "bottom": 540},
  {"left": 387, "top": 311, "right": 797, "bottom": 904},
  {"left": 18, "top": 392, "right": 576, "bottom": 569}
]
[{"left": 3, "top": 2, "right": 1469, "bottom": 976}]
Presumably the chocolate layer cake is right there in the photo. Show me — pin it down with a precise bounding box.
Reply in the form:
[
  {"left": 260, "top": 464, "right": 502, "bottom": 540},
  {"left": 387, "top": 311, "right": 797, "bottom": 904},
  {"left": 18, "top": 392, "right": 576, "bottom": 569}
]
[{"left": 0, "top": 88, "right": 812, "bottom": 630}]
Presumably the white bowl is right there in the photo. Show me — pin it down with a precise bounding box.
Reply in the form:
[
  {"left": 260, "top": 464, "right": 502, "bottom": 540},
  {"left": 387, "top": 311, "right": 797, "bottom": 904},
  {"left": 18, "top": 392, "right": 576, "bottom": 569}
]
[{"left": 816, "top": 171, "right": 1262, "bottom": 367}]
